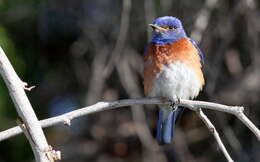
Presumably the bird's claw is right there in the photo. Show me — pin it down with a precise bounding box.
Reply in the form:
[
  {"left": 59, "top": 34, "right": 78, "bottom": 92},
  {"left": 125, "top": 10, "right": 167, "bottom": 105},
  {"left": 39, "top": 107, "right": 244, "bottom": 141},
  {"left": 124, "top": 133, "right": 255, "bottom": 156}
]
[{"left": 170, "top": 97, "right": 180, "bottom": 109}]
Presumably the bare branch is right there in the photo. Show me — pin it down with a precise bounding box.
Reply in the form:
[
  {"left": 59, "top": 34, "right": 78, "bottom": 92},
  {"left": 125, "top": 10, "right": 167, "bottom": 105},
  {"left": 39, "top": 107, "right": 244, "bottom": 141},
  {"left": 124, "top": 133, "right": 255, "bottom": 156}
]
[
  {"left": 235, "top": 111, "right": 260, "bottom": 140},
  {"left": 196, "top": 109, "right": 234, "bottom": 162},
  {"left": 0, "top": 47, "right": 59, "bottom": 161},
  {"left": 16, "top": 120, "right": 61, "bottom": 162},
  {"left": 102, "top": 0, "right": 131, "bottom": 76},
  {"left": 0, "top": 98, "right": 259, "bottom": 143}
]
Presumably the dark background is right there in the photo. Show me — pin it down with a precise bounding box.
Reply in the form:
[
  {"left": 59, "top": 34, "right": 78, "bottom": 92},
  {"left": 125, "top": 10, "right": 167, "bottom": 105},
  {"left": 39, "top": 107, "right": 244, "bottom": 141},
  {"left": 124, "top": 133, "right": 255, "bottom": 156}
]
[{"left": 0, "top": 0, "right": 259, "bottom": 161}]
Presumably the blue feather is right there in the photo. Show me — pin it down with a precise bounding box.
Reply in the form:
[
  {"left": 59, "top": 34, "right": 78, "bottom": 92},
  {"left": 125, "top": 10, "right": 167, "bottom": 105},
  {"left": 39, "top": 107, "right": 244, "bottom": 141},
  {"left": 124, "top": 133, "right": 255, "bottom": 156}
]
[
  {"left": 150, "top": 16, "right": 187, "bottom": 45},
  {"left": 156, "top": 107, "right": 184, "bottom": 144}
]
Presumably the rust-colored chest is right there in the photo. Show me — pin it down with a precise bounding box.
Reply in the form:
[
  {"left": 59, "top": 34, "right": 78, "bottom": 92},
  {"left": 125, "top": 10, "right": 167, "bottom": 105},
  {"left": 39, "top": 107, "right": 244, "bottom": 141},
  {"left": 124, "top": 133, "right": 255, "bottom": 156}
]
[{"left": 143, "top": 38, "right": 205, "bottom": 95}]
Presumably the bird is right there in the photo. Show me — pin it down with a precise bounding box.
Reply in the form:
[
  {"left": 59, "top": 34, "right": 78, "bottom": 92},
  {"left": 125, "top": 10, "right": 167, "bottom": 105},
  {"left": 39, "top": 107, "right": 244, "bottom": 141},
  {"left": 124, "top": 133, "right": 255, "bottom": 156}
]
[{"left": 143, "top": 16, "right": 205, "bottom": 144}]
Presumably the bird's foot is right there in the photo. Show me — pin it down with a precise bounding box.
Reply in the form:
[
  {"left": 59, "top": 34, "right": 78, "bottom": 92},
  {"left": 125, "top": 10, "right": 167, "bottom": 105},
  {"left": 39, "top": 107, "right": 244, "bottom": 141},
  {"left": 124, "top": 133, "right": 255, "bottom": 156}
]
[{"left": 170, "top": 97, "right": 180, "bottom": 109}]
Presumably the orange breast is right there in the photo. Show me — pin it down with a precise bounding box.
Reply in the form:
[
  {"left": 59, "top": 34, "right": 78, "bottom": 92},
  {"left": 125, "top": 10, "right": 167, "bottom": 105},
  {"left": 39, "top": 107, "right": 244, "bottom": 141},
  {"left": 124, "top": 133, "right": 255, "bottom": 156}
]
[{"left": 143, "top": 38, "right": 205, "bottom": 95}]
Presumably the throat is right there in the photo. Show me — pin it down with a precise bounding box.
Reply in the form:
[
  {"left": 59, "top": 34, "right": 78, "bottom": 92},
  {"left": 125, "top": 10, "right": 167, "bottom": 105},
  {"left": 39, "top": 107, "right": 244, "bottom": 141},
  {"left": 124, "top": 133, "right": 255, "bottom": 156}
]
[{"left": 151, "top": 38, "right": 176, "bottom": 45}]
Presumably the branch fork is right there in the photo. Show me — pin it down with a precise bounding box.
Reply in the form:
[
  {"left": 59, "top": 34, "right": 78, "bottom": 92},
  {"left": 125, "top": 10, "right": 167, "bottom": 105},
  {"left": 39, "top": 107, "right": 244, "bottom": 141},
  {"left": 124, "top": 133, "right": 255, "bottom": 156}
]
[
  {"left": 23, "top": 81, "right": 36, "bottom": 91},
  {"left": 0, "top": 46, "right": 58, "bottom": 161},
  {"left": 0, "top": 97, "right": 259, "bottom": 162},
  {"left": 1, "top": 45, "right": 259, "bottom": 162}
]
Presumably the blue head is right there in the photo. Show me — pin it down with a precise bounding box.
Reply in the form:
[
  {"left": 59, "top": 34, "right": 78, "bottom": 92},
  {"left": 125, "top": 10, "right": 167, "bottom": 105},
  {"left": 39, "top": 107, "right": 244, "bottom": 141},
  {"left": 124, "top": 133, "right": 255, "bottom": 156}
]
[{"left": 150, "top": 16, "right": 187, "bottom": 45}]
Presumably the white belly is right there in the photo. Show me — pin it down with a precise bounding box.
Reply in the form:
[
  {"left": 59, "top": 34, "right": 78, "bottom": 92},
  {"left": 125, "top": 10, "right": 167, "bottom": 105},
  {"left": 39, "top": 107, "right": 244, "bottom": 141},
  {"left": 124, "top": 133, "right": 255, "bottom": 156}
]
[{"left": 150, "top": 62, "right": 202, "bottom": 100}]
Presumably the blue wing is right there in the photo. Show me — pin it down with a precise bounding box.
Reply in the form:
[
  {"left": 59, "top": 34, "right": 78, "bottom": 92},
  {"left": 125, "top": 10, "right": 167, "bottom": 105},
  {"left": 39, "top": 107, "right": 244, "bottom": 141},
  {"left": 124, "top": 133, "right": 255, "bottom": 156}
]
[{"left": 189, "top": 39, "right": 205, "bottom": 66}]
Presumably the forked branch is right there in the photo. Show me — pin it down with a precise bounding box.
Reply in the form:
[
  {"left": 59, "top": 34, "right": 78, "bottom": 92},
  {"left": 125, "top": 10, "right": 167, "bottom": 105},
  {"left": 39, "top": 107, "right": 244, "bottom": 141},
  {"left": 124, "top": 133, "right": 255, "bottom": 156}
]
[
  {"left": 0, "top": 47, "right": 59, "bottom": 162},
  {"left": 0, "top": 98, "right": 259, "bottom": 143}
]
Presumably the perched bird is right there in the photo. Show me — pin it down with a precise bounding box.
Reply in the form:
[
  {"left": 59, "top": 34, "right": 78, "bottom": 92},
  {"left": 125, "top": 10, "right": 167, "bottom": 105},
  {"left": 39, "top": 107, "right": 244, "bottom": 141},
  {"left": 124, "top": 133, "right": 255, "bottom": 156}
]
[{"left": 143, "top": 16, "right": 205, "bottom": 144}]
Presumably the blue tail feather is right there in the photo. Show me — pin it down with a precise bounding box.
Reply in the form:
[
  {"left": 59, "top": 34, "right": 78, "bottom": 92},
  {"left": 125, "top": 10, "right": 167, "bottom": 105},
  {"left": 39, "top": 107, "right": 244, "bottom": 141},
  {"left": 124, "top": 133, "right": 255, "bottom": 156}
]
[{"left": 156, "top": 107, "right": 184, "bottom": 144}]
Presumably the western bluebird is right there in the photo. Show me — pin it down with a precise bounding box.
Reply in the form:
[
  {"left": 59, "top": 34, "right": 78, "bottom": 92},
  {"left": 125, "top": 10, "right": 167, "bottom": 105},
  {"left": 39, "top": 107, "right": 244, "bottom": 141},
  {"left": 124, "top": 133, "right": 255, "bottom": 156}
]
[{"left": 143, "top": 16, "right": 205, "bottom": 144}]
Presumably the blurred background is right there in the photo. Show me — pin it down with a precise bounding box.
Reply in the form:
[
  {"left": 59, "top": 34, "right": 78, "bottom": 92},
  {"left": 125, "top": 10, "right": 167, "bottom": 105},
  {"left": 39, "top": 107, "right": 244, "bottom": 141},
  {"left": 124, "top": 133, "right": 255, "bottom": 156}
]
[{"left": 0, "top": 0, "right": 259, "bottom": 161}]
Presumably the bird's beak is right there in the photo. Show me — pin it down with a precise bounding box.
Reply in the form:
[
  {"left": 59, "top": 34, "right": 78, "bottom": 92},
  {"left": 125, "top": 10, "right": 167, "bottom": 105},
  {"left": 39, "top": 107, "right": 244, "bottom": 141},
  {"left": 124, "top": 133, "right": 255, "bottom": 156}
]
[{"left": 149, "top": 24, "right": 168, "bottom": 32}]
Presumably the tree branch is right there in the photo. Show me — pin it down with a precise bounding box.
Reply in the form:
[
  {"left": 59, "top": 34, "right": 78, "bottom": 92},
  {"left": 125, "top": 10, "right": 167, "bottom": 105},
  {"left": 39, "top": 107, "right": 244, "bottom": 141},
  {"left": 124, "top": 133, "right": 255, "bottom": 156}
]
[
  {"left": 0, "top": 98, "right": 259, "bottom": 143},
  {"left": 196, "top": 109, "right": 234, "bottom": 162},
  {"left": 0, "top": 47, "right": 60, "bottom": 162}
]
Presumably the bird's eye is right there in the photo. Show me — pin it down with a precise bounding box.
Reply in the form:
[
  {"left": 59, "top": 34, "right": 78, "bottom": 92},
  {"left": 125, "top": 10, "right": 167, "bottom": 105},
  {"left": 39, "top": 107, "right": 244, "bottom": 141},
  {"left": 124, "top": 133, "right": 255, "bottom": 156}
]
[{"left": 168, "top": 26, "right": 178, "bottom": 30}]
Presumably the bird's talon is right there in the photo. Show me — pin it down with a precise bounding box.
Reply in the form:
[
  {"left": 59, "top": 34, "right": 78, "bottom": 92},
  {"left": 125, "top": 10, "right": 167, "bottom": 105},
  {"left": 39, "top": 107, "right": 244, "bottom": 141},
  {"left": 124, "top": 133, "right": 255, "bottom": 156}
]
[
  {"left": 176, "top": 97, "right": 181, "bottom": 105},
  {"left": 170, "top": 101, "right": 175, "bottom": 107},
  {"left": 169, "top": 97, "right": 181, "bottom": 109},
  {"left": 170, "top": 100, "right": 177, "bottom": 109}
]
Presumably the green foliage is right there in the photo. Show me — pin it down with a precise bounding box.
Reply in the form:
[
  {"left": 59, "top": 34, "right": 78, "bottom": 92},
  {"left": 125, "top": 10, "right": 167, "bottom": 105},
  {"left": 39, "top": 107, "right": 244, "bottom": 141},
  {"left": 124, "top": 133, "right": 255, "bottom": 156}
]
[{"left": 0, "top": 26, "right": 22, "bottom": 121}]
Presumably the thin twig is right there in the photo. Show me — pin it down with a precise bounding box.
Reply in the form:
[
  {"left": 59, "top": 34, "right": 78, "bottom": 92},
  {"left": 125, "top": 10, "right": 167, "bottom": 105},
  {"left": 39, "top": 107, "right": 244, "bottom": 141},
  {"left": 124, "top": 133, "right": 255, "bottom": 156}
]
[
  {"left": 0, "top": 98, "right": 259, "bottom": 143},
  {"left": 144, "top": 0, "right": 156, "bottom": 40},
  {"left": 196, "top": 109, "right": 234, "bottom": 162},
  {"left": 216, "top": 113, "right": 242, "bottom": 154},
  {"left": 0, "top": 47, "right": 59, "bottom": 162},
  {"left": 102, "top": 0, "right": 131, "bottom": 76},
  {"left": 235, "top": 112, "right": 260, "bottom": 140}
]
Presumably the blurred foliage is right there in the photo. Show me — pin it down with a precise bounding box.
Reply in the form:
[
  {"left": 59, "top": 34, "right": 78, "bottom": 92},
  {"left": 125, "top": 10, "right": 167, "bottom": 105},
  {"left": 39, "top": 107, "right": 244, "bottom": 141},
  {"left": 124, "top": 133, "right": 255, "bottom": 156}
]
[{"left": 0, "top": 0, "right": 260, "bottom": 162}]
